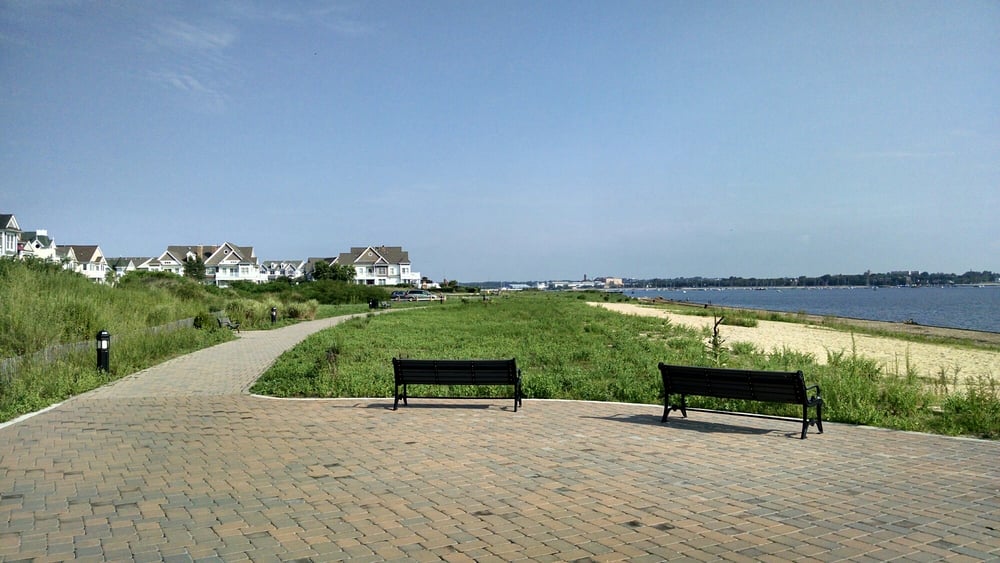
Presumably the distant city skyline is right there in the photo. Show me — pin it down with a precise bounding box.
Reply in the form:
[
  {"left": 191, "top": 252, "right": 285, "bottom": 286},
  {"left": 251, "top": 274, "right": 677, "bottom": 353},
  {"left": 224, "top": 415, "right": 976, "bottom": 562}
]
[{"left": 2, "top": 2, "right": 997, "bottom": 281}]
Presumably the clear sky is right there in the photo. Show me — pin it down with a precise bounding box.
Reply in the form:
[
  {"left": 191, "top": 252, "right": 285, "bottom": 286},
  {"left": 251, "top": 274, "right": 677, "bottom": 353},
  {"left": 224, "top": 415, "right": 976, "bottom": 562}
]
[{"left": 2, "top": 1, "right": 998, "bottom": 282}]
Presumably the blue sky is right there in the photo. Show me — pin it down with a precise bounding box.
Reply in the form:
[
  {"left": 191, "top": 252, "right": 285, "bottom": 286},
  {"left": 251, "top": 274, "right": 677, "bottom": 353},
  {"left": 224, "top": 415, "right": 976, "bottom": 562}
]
[{"left": 2, "top": 1, "right": 998, "bottom": 282}]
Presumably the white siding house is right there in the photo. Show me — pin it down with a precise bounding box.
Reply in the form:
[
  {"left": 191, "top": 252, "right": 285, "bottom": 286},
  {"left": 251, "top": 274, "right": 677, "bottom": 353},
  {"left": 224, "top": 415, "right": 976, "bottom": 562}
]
[
  {"left": 334, "top": 246, "right": 421, "bottom": 286},
  {"left": 1, "top": 214, "right": 20, "bottom": 258},
  {"left": 57, "top": 245, "right": 109, "bottom": 283}
]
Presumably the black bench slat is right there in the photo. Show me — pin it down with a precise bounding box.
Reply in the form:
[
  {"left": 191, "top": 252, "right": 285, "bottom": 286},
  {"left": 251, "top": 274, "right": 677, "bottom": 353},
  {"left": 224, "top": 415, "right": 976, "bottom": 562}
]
[
  {"left": 392, "top": 358, "right": 523, "bottom": 411},
  {"left": 659, "top": 363, "right": 823, "bottom": 439}
]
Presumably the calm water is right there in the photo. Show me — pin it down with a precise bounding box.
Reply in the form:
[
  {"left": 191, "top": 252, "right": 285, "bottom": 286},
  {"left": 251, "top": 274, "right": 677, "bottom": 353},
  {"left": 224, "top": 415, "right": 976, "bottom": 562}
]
[{"left": 624, "top": 286, "right": 1000, "bottom": 333}]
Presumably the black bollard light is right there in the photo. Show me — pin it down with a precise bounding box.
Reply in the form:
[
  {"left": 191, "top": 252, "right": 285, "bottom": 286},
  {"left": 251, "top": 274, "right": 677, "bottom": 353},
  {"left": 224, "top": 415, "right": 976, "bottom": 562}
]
[
  {"left": 96, "top": 330, "right": 110, "bottom": 372},
  {"left": 270, "top": 307, "right": 277, "bottom": 325}
]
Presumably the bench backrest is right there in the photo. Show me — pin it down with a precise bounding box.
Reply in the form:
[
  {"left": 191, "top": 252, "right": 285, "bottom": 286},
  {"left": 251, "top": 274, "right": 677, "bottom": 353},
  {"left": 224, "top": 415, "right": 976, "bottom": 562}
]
[
  {"left": 393, "top": 358, "right": 518, "bottom": 386},
  {"left": 658, "top": 363, "right": 807, "bottom": 404}
]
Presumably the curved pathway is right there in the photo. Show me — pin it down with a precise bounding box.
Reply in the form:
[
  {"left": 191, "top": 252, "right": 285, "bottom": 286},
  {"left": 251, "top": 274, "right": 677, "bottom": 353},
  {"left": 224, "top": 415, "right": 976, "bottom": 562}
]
[{"left": 1, "top": 315, "right": 998, "bottom": 561}]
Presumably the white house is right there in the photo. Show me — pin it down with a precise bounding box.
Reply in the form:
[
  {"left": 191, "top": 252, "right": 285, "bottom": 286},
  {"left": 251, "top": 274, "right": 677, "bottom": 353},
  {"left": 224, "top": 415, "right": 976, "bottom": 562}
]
[
  {"left": 332, "top": 246, "right": 421, "bottom": 286},
  {"left": 261, "top": 260, "right": 306, "bottom": 281},
  {"left": 57, "top": 245, "right": 109, "bottom": 283},
  {"left": 1, "top": 214, "right": 20, "bottom": 258},
  {"left": 55, "top": 245, "right": 77, "bottom": 270},
  {"left": 138, "top": 248, "right": 186, "bottom": 276},
  {"left": 107, "top": 257, "right": 146, "bottom": 279},
  {"left": 19, "top": 229, "right": 59, "bottom": 262},
  {"left": 204, "top": 243, "right": 267, "bottom": 287},
  {"left": 141, "top": 243, "right": 267, "bottom": 287}
]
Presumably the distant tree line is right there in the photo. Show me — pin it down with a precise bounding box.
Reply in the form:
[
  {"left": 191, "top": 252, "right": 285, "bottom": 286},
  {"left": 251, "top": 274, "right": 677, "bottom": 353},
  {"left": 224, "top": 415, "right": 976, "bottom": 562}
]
[{"left": 629, "top": 270, "right": 999, "bottom": 289}]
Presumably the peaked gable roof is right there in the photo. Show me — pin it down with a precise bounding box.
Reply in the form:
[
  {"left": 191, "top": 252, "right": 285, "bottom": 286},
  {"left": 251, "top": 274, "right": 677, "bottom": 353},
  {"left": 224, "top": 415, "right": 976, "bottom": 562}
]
[
  {"left": 167, "top": 245, "right": 216, "bottom": 262},
  {"left": 339, "top": 246, "right": 410, "bottom": 266},
  {"left": 205, "top": 242, "right": 257, "bottom": 266},
  {"left": 0, "top": 214, "right": 20, "bottom": 231},
  {"left": 56, "top": 246, "right": 77, "bottom": 262},
  {"left": 20, "top": 231, "right": 54, "bottom": 247},
  {"left": 108, "top": 257, "right": 146, "bottom": 269},
  {"left": 58, "top": 245, "right": 104, "bottom": 263}
]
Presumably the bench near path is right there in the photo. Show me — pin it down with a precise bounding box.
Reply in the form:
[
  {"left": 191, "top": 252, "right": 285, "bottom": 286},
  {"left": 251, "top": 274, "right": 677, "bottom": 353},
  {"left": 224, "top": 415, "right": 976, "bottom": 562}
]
[{"left": 1, "top": 317, "right": 999, "bottom": 561}]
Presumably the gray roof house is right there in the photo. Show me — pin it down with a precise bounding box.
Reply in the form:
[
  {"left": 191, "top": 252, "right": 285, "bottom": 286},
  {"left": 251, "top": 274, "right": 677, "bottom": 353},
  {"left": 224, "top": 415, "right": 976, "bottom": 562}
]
[
  {"left": 1, "top": 214, "right": 20, "bottom": 258},
  {"left": 335, "top": 245, "right": 421, "bottom": 286},
  {"left": 107, "top": 257, "right": 147, "bottom": 278},
  {"left": 261, "top": 260, "right": 306, "bottom": 281},
  {"left": 56, "top": 245, "right": 109, "bottom": 283},
  {"left": 142, "top": 243, "right": 266, "bottom": 287},
  {"left": 19, "top": 229, "right": 58, "bottom": 262}
]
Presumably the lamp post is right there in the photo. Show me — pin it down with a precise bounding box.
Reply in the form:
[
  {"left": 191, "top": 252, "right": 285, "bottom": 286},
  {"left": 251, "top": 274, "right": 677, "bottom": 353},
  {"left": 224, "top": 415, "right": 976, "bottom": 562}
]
[{"left": 96, "top": 330, "right": 110, "bottom": 372}]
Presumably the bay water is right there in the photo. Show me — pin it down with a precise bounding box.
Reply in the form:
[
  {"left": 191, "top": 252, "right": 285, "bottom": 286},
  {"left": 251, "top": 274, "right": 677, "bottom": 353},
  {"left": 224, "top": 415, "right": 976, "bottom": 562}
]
[{"left": 624, "top": 285, "right": 1000, "bottom": 333}]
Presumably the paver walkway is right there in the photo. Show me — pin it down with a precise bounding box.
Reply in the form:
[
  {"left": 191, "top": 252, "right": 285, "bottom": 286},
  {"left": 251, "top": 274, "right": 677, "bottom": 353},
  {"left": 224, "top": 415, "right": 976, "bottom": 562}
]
[{"left": 1, "top": 315, "right": 998, "bottom": 561}]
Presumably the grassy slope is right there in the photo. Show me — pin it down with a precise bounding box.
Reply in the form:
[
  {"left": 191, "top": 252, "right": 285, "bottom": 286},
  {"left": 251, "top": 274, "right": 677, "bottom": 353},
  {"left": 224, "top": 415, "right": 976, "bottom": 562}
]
[{"left": 255, "top": 292, "right": 999, "bottom": 438}]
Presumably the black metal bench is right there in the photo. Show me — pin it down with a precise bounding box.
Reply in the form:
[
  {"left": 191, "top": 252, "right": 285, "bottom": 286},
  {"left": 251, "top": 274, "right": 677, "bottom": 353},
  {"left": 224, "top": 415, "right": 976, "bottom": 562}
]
[
  {"left": 217, "top": 316, "right": 240, "bottom": 333},
  {"left": 658, "top": 363, "right": 823, "bottom": 439},
  {"left": 392, "top": 358, "right": 523, "bottom": 411}
]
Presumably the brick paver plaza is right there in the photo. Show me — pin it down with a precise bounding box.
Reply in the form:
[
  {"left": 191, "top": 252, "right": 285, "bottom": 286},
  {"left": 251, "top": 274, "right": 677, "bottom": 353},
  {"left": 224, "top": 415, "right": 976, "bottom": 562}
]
[{"left": 2, "top": 315, "right": 998, "bottom": 561}]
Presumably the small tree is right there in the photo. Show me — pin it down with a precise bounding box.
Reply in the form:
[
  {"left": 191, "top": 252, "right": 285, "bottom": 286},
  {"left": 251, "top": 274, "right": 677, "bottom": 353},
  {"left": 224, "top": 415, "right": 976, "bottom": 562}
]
[
  {"left": 331, "top": 263, "right": 356, "bottom": 282},
  {"left": 184, "top": 256, "right": 206, "bottom": 282},
  {"left": 312, "top": 262, "right": 356, "bottom": 282}
]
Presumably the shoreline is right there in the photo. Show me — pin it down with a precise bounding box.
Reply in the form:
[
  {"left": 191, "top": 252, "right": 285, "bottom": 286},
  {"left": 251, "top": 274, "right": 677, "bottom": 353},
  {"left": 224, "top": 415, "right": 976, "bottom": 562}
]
[
  {"left": 591, "top": 301, "right": 1000, "bottom": 387},
  {"left": 640, "top": 297, "right": 1000, "bottom": 348}
]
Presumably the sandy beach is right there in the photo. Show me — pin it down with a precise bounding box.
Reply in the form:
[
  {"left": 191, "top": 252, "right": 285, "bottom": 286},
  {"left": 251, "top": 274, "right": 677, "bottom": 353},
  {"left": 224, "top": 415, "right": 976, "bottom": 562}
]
[{"left": 591, "top": 302, "right": 1000, "bottom": 387}]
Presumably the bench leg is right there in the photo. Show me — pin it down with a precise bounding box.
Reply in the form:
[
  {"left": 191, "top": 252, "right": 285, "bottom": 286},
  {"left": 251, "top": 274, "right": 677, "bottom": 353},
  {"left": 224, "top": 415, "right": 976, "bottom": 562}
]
[
  {"left": 815, "top": 401, "right": 824, "bottom": 434},
  {"left": 661, "top": 395, "right": 688, "bottom": 422}
]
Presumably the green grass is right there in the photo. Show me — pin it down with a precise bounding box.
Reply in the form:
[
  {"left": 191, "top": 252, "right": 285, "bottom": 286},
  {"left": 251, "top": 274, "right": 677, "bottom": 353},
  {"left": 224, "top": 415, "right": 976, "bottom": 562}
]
[
  {"left": 0, "top": 258, "right": 326, "bottom": 422},
  {"left": 254, "top": 292, "right": 1000, "bottom": 439},
  {"left": 0, "top": 326, "right": 232, "bottom": 421}
]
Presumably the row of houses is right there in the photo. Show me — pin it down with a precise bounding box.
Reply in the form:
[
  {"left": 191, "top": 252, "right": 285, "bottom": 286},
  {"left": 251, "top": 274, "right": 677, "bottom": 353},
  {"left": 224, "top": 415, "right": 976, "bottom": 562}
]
[{"left": 1, "top": 213, "right": 424, "bottom": 288}]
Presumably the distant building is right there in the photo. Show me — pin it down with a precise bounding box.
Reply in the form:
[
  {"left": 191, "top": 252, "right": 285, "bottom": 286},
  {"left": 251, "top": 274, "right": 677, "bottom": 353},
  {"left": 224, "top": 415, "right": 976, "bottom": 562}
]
[
  {"left": 0, "top": 214, "right": 20, "bottom": 258},
  {"left": 140, "top": 243, "right": 267, "bottom": 286},
  {"left": 19, "top": 229, "right": 58, "bottom": 262},
  {"left": 57, "top": 245, "right": 109, "bottom": 283},
  {"left": 106, "top": 257, "right": 146, "bottom": 279},
  {"left": 261, "top": 260, "right": 306, "bottom": 281},
  {"left": 330, "top": 245, "right": 421, "bottom": 286}
]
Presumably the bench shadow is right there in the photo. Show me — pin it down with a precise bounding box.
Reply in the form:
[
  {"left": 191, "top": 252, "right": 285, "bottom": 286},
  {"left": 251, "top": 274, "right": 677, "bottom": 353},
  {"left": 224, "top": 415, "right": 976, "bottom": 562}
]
[
  {"left": 369, "top": 402, "right": 509, "bottom": 411},
  {"left": 582, "top": 409, "right": 799, "bottom": 437}
]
